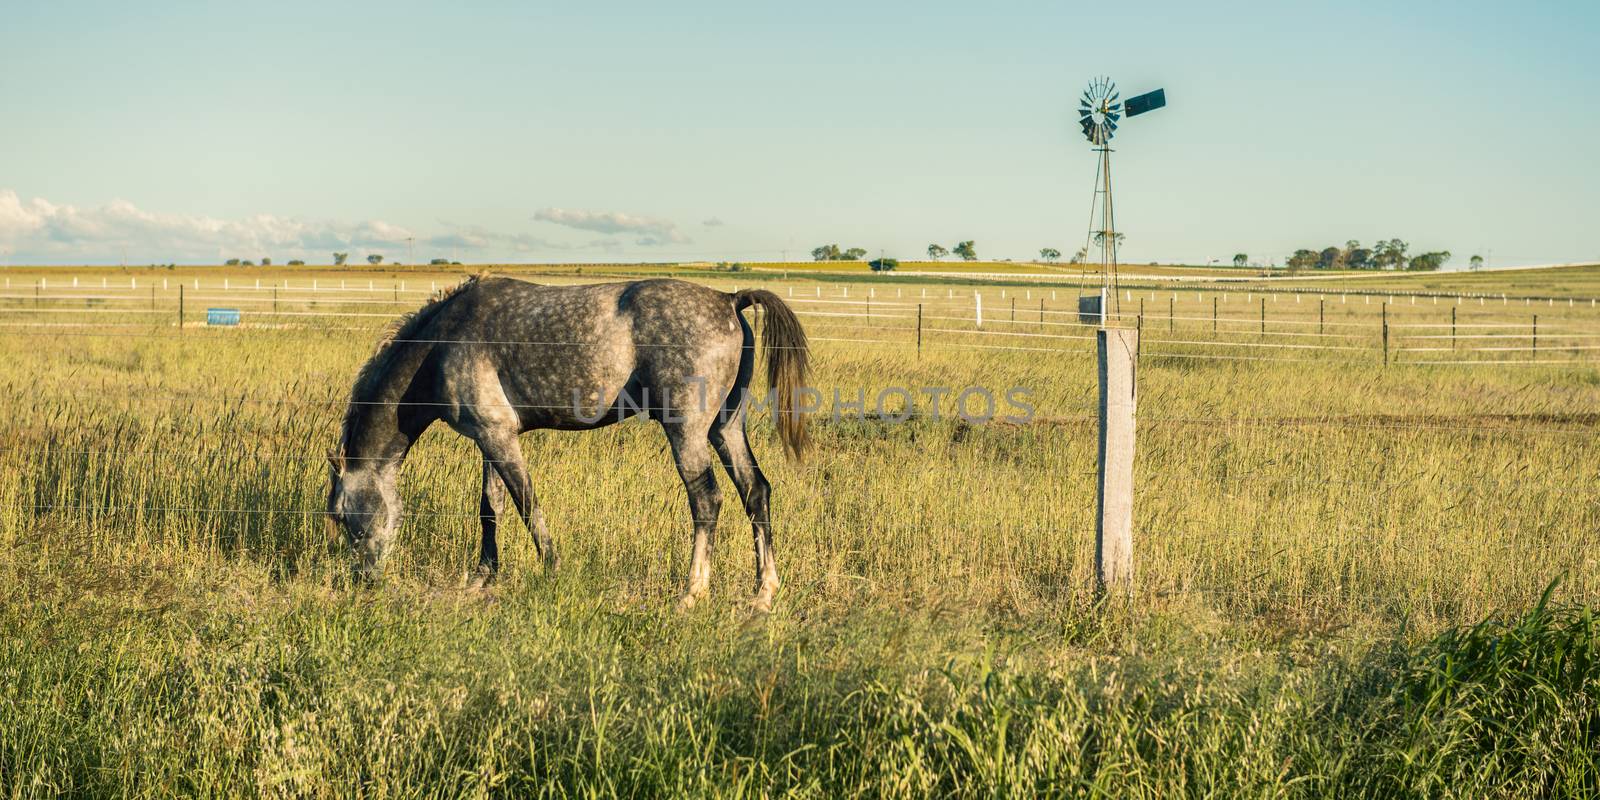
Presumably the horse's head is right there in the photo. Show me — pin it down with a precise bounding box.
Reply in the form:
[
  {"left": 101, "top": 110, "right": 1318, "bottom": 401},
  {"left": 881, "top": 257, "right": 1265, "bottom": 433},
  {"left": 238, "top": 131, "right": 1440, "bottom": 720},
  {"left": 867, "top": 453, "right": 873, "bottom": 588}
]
[{"left": 326, "top": 451, "right": 401, "bottom": 580}]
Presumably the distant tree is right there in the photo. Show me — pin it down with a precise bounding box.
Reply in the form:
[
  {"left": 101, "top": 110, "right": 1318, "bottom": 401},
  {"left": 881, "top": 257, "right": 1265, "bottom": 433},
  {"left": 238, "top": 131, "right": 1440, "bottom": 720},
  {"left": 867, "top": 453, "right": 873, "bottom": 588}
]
[
  {"left": 842, "top": 247, "right": 868, "bottom": 260},
  {"left": 366, "top": 254, "right": 384, "bottom": 264},
  {"left": 241, "top": 260, "right": 254, "bottom": 267},
  {"left": 1039, "top": 247, "right": 1061, "bottom": 263},
  {"left": 1232, "top": 253, "right": 1248, "bottom": 267},
  {"left": 1407, "top": 250, "right": 1450, "bottom": 271},
  {"left": 1342, "top": 239, "right": 1361, "bottom": 266},
  {"left": 224, "top": 258, "right": 241, "bottom": 266},
  {"left": 1091, "top": 232, "right": 1124, "bottom": 249},
  {"left": 811, "top": 244, "right": 840, "bottom": 261},
  {"left": 287, "top": 260, "right": 306, "bottom": 266},
  {"left": 1069, "top": 247, "right": 1088, "bottom": 265},
  {"left": 333, "top": 252, "right": 349, "bottom": 266},
  {"left": 261, "top": 257, "right": 272, "bottom": 266},
  {"left": 1318, "top": 246, "right": 1342, "bottom": 270},
  {"left": 1469, "top": 254, "right": 1484, "bottom": 271},
  {"left": 430, "top": 258, "right": 450, "bottom": 265},
  {"left": 1373, "top": 239, "right": 1408, "bottom": 270},
  {"left": 952, "top": 240, "right": 977, "bottom": 261},
  {"left": 868, "top": 257, "right": 899, "bottom": 272},
  {"left": 1287, "top": 249, "right": 1319, "bottom": 272},
  {"left": 927, "top": 243, "right": 948, "bottom": 261},
  {"left": 1345, "top": 248, "right": 1373, "bottom": 269}
]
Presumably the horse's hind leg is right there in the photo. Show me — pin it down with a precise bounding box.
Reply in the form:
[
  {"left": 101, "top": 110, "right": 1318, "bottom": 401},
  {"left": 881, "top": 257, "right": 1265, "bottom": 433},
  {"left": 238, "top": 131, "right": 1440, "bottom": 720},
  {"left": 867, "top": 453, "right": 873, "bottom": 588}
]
[
  {"left": 477, "top": 431, "right": 558, "bottom": 574},
  {"left": 666, "top": 424, "right": 722, "bottom": 610},
  {"left": 468, "top": 458, "right": 505, "bottom": 589},
  {"left": 710, "top": 411, "right": 779, "bottom": 612}
]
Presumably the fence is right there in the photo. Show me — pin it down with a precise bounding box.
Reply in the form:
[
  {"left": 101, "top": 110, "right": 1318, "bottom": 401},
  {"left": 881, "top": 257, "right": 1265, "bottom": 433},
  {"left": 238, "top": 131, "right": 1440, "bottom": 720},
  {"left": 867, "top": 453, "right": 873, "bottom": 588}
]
[{"left": 5, "top": 276, "right": 1600, "bottom": 368}]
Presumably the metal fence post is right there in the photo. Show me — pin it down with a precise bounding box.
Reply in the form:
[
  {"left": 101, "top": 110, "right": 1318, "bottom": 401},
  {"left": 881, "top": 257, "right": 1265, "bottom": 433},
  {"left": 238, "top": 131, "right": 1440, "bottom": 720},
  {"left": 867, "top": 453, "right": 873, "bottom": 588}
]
[
  {"left": 1381, "top": 304, "right": 1388, "bottom": 366},
  {"left": 916, "top": 304, "right": 923, "bottom": 357}
]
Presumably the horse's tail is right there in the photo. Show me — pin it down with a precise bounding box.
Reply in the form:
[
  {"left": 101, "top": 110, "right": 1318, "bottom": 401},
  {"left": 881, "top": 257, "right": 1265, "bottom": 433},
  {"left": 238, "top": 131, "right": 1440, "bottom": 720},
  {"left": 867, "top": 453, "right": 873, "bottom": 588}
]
[{"left": 734, "top": 289, "right": 810, "bottom": 461}]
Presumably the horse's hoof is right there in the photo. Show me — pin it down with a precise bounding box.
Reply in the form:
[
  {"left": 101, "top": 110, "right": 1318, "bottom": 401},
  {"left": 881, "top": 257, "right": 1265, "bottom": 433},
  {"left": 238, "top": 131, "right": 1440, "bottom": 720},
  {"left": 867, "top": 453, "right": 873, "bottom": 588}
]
[
  {"left": 465, "top": 568, "right": 496, "bottom": 591},
  {"left": 676, "top": 593, "right": 705, "bottom": 612},
  {"left": 748, "top": 596, "right": 775, "bottom": 614}
]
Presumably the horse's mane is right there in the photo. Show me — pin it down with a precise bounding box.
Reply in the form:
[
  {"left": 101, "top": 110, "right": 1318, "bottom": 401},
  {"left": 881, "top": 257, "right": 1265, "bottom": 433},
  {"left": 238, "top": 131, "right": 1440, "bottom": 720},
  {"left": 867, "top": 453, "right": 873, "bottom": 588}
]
[{"left": 335, "top": 274, "right": 483, "bottom": 462}]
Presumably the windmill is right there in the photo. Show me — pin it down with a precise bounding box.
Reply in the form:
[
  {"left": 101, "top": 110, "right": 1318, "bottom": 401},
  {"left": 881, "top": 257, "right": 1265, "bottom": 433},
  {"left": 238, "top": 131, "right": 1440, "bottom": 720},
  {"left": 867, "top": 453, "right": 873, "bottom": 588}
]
[{"left": 1077, "top": 77, "right": 1166, "bottom": 325}]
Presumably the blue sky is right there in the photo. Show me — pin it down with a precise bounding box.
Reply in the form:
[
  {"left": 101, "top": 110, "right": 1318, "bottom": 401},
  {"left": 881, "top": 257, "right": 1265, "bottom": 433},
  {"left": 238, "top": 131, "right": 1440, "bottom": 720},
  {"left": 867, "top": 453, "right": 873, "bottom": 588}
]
[{"left": 1, "top": 1, "right": 1595, "bottom": 267}]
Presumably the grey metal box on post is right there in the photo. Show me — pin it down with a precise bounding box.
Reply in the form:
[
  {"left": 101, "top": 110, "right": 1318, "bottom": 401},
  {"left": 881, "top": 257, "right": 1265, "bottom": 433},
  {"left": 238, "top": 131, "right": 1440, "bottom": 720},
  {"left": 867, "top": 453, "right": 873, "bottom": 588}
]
[{"left": 1079, "top": 288, "right": 1109, "bottom": 326}]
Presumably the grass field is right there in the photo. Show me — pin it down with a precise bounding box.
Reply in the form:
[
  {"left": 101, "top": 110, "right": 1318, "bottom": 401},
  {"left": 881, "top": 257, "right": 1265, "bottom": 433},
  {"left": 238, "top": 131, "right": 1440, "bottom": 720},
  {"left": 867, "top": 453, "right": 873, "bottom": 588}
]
[{"left": 2, "top": 264, "right": 1598, "bottom": 796}]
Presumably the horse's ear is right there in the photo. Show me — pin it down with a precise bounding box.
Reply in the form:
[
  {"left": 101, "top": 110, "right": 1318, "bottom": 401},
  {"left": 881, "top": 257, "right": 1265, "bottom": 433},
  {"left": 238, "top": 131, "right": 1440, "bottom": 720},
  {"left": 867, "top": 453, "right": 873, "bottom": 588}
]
[{"left": 326, "top": 449, "right": 343, "bottom": 477}]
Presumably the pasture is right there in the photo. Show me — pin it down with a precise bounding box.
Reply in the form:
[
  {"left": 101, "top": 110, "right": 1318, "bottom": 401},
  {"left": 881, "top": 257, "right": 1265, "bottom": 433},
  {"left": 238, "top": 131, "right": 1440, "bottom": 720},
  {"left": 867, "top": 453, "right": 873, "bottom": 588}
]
[{"left": 2, "top": 263, "right": 1598, "bottom": 797}]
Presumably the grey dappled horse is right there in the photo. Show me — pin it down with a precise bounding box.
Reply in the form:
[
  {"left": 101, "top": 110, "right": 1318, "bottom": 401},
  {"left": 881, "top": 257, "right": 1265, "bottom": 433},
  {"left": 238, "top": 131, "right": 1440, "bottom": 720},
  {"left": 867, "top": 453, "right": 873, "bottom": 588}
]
[{"left": 325, "top": 276, "right": 809, "bottom": 611}]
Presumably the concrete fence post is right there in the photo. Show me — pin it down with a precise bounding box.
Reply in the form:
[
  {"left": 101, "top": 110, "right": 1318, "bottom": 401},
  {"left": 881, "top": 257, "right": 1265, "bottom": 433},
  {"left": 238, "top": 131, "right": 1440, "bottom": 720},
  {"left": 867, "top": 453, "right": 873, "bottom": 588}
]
[{"left": 1095, "top": 327, "right": 1138, "bottom": 595}]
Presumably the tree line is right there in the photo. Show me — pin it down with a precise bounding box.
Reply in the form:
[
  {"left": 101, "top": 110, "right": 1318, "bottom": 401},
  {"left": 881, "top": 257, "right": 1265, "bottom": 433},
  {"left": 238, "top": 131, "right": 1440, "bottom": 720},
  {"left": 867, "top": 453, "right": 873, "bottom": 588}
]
[
  {"left": 217, "top": 252, "right": 464, "bottom": 267},
  {"left": 1279, "top": 239, "right": 1463, "bottom": 272}
]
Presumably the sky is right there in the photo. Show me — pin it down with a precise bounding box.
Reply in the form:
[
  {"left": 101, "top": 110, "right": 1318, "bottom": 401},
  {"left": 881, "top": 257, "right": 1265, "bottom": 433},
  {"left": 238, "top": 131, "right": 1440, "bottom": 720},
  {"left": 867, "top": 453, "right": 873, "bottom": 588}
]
[{"left": 1, "top": 0, "right": 1596, "bottom": 268}]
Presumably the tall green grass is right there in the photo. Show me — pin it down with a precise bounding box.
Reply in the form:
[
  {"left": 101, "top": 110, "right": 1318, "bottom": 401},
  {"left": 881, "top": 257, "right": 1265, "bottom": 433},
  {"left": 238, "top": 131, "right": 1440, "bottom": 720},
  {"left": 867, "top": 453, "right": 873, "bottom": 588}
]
[{"left": 1, "top": 270, "right": 1598, "bottom": 796}]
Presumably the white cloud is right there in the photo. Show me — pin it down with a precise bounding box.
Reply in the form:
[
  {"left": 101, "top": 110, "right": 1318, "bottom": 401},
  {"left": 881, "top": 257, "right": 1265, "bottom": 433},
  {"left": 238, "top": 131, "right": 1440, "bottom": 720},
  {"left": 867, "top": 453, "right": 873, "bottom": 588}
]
[
  {"left": 532, "top": 207, "right": 688, "bottom": 245},
  {"left": 701, "top": 217, "right": 724, "bottom": 227},
  {"left": 427, "top": 225, "right": 566, "bottom": 253},
  {"left": 0, "top": 189, "right": 421, "bottom": 261},
  {"left": 0, "top": 191, "right": 51, "bottom": 238},
  {"left": 0, "top": 191, "right": 689, "bottom": 263}
]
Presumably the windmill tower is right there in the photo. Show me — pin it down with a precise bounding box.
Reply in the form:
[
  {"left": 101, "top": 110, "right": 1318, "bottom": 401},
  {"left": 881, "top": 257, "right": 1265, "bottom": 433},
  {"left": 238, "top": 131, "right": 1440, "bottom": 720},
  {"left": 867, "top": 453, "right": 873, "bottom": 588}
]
[{"left": 1077, "top": 78, "right": 1166, "bottom": 326}]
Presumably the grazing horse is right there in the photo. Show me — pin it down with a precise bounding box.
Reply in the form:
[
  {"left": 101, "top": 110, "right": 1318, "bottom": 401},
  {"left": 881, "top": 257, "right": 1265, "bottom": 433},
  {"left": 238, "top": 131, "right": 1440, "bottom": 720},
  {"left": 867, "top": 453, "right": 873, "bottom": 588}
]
[{"left": 325, "top": 275, "right": 809, "bottom": 611}]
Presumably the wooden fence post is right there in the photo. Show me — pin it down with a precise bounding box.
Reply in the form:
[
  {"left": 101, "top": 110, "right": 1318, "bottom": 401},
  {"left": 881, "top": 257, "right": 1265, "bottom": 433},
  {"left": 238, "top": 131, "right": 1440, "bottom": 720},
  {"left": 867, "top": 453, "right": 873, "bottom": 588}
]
[
  {"left": 1095, "top": 328, "right": 1138, "bottom": 596},
  {"left": 916, "top": 304, "right": 922, "bottom": 358},
  {"left": 1135, "top": 307, "right": 1143, "bottom": 363},
  {"left": 1319, "top": 298, "right": 1325, "bottom": 335},
  {"left": 178, "top": 284, "right": 184, "bottom": 332},
  {"left": 1451, "top": 306, "right": 1456, "bottom": 350},
  {"left": 1212, "top": 297, "right": 1218, "bottom": 334},
  {"left": 1532, "top": 315, "right": 1538, "bottom": 360},
  {"left": 1259, "top": 297, "right": 1265, "bottom": 338},
  {"left": 1381, "top": 304, "right": 1388, "bottom": 366}
]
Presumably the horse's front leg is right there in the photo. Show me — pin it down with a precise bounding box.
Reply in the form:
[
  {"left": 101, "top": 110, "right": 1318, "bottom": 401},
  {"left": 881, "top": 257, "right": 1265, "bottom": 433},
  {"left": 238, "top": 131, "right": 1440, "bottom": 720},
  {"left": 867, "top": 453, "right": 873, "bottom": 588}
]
[
  {"left": 477, "top": 431, "right": 558, "bottom": 574},
  {"left": 468, "top": 458, "right": 505, "bottom": 589}
]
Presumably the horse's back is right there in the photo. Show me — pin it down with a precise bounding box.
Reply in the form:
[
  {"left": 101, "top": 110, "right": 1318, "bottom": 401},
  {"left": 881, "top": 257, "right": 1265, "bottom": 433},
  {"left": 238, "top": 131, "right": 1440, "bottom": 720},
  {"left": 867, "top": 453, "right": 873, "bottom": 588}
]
[{"left": 425, "top": 277, "right": 742, "bottom": 429}]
